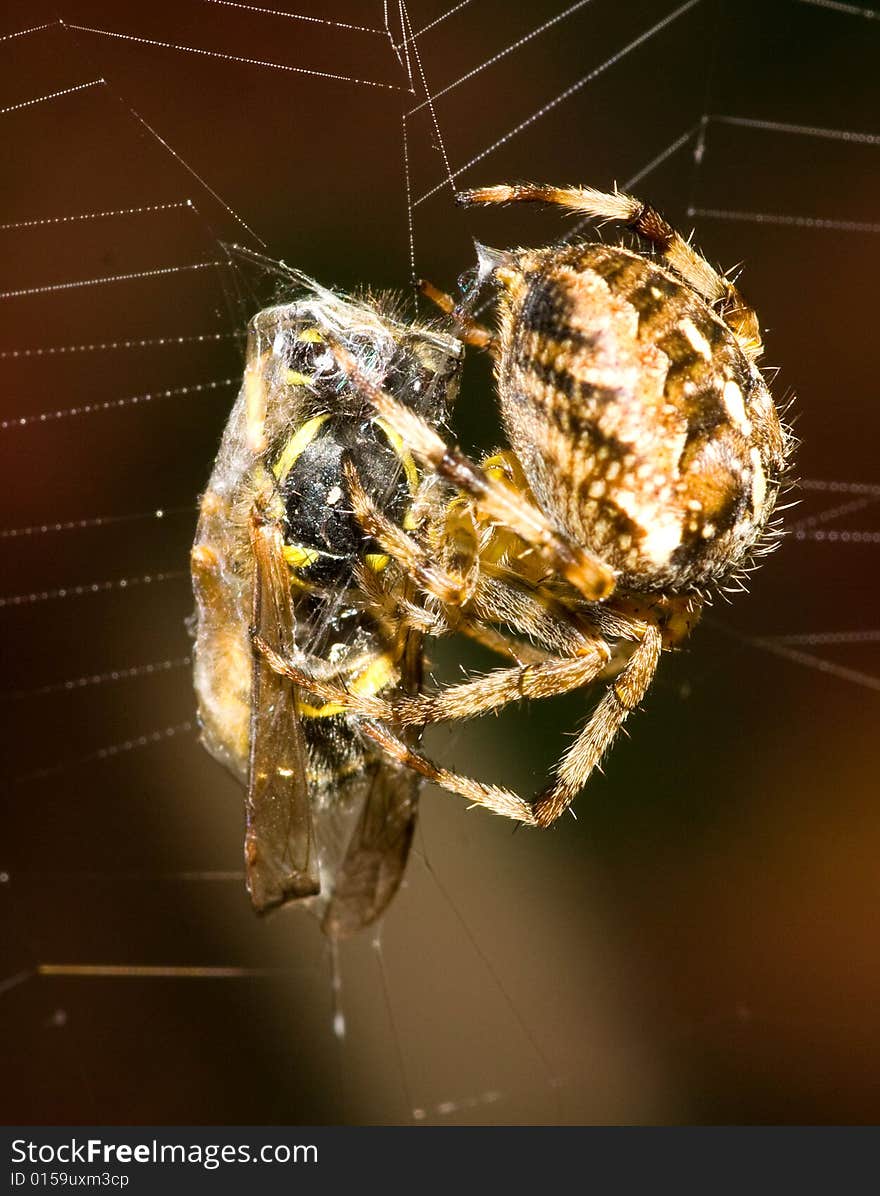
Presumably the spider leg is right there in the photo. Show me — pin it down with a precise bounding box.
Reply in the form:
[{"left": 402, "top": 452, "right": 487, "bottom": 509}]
[
  {"left": 254, "top": 633, "right": 610, "bottom": 727},
  {"left": 532, "top": 622, "right": 663, "bottom": 827},
  {"left": 347, "top": 461, "right": 605, "bottom": 660},
  {"left": 328, "top": 339, "right": 617, "bottom": 602},
  {"left": 248, "top": 633, "right": 537, "bottom": 825},
  {"left": 252, "top": 594, "right": 652, "bottom": 828},
  {"left": 356, "top": 535, "right": 578, "bottom": 668},
  {"left": 360, "top": 721, "right": 536, "bottom": 824},
  {"left": 471, "top": 569, "right": 601, "bottom": 659},
  {"left": 455, "top": 616, "right": 558, "bottom": 666},
  {"left": 362, "top": 556, "right": 561, "bottom": 665},
  {"left": 254, "top": 621, "right": 646, "bottom": 828},
  {"left": 417, "top": 278, "right": 497, "bottom": 353},
  {"left": 457, "top": 182, "right": 763, "bottom": 360}
]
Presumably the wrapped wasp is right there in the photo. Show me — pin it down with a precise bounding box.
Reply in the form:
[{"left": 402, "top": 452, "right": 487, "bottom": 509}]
[{"left": 191, "top": 274, "right": 464, "bottom": 937}]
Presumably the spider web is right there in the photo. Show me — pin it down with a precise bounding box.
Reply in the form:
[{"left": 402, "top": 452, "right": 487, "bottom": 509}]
[{"left": 2, "top": 0, "right": 880, "bottom": 1126}]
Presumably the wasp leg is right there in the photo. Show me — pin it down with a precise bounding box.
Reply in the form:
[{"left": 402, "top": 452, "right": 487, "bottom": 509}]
[
  {"left": 532, "top": 622, "right": 663, "bottom": 827},
  {"left": 457, "top": 182, "right": 762, "bottom": 360},
  {"left": 417, "top": 279, "right": 497, "bottom": 353},
  {"left": 328, "top": 340, "right": 617, "bottom": 602}
]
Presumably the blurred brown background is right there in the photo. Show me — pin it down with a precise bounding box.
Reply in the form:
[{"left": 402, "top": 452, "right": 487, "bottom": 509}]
[{"left": 2, "top": 0, "right": 880, "bottom": 1124}]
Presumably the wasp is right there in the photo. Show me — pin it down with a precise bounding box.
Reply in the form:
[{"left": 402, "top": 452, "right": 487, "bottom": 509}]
[{"left": 191, "top": 272, "right": 464, "bottom": 936}]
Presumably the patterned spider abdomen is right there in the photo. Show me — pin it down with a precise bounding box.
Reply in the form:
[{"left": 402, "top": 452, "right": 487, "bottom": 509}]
[{"left": 491, "top": 242, "right": 790, "bottom": 593}]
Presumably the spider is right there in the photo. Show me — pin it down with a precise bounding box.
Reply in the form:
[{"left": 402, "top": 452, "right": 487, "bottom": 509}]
[{"left": 263, "top": 183, "right": 792, "bottom": 828}]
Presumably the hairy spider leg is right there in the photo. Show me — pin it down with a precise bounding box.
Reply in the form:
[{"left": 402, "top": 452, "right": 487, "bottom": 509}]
[{"left": 456, "top": 183, "right": 763, "bottom": 360}]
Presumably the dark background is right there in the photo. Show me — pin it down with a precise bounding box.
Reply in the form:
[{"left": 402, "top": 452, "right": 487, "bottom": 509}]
[{"left": 2, "top": 0, "right": 880, "bottom": 1124}]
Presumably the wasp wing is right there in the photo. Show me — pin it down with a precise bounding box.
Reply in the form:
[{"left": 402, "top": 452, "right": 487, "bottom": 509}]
[
  {"left": 319, "top": 764, "right": 419, "bottom": 939},
  {"left": 246, "top": 517, "right": 320, "bottom": 912},
  {"left": 320, "top": 626, "right": 423, "bottom": 939}
]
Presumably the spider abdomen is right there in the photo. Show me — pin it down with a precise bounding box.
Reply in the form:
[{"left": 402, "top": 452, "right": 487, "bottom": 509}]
[{"left": 493, "top": 243, "right": 789, "bottom": 593}]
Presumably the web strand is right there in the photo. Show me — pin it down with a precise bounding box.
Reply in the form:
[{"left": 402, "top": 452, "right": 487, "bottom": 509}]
[
  {"left": 0, "top": 570, "right": 189, "bottom": 609},
  {"left": 202, "top": 0, "right": 386, "bottom": 35},
  {"left": 0, "top": 261, "right": 224, "bottom": 301},
  {"left": 689, "top": 207, "right": 880, "bottom": 234},
  {"left": 0, "top": 656, "right": 192, "bottom": 702},
  {"left": 65, "top": 23, "right": 404, "bottom": 91},
  {"left": 0, "top": 331, "right": 238, "bottom": 360},
  {"left": 0, "top": 21, "right": 58, "bottom": 42},
  {"left": 413, "top": 0, "right": 702, "bottom": 206},
  {"left": 1, "top": 378, "right": 236, "bottom": 430},
  {"left": 406, "top": 0, "right": 598, "bottom": 115},
  {"left": 796, "top": 0, "right": 879, "bottom": 19},
  {"left": 393, "top": 0, "right": 475, "bottom": 50},
  {"left": 0, "top": 79, "right": 105, "bottom": 116},
  {"left": 13, "top": 722, "right": 195, "bottom": 784},
  {"left": 744, "top": 638, "right": 880, "bottom": 693},
  {"left": 0, "top": 506, "right": 195, "bottom": 539},
  {"left": 710, "top": 112, "right": 880, "bottom": 146},
  {"left": 0, "top": 200, "right": 195, "bottom": 231}
]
